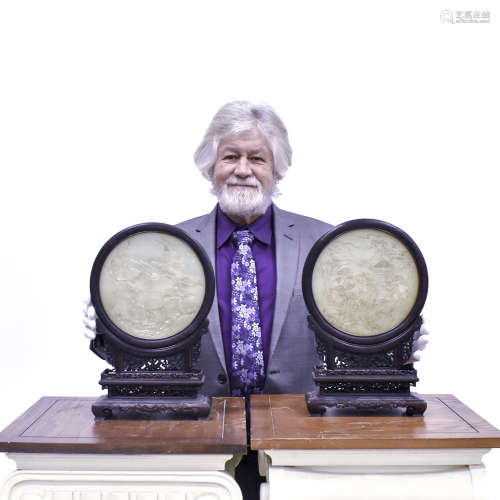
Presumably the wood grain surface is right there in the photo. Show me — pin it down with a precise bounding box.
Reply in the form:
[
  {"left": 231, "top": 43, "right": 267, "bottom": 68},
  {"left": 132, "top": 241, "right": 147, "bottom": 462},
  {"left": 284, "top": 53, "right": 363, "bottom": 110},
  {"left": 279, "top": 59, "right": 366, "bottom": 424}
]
[
  {"left": 0, "top": 397, "right": 247, "bottom": 454},
  {"left": 250, "top": 394, "right": 500, "bottom": 450}
]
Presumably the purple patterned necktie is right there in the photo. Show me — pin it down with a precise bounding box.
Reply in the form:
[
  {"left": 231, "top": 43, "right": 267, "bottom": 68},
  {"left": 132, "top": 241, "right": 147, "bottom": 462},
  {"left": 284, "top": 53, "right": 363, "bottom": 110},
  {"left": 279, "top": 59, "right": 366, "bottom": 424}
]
[{"left": 230, "top": 229, "right": 265, "bottom": 396}]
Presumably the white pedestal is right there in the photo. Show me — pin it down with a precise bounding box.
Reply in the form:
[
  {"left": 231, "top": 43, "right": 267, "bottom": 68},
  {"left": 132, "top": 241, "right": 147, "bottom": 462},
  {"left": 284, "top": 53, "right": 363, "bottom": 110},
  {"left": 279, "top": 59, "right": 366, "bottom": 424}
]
[
  {"left": 258, "top": 448, "right": 491, "bottom": 500},
  {"left": 0, "top": 453, "right": 243, "bottom": 500}
]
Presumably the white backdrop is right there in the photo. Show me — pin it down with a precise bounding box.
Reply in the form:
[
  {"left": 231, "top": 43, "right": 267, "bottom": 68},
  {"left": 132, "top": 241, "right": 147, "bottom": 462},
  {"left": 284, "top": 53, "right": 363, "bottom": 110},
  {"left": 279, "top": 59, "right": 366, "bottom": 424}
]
[{"left": 1, "top": 0, "right": 499, "bottom": 496}]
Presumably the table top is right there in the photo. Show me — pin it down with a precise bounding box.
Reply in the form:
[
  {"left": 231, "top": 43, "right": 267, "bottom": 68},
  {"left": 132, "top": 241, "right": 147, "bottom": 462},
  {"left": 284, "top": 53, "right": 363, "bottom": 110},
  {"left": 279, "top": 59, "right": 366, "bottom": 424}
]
[
  {"left": 250, "top": 394, "right": 500, "bottom": 450},
  {"left": 0, "top": 397, "right": 247, "bottom": 454}
]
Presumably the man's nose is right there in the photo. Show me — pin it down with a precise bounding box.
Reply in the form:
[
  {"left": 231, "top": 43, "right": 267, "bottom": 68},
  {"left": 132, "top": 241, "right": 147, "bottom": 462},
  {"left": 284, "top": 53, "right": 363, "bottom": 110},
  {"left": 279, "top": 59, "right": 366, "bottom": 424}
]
[{"left": 234, "top": 156, "right": 252, "bottom": 177}]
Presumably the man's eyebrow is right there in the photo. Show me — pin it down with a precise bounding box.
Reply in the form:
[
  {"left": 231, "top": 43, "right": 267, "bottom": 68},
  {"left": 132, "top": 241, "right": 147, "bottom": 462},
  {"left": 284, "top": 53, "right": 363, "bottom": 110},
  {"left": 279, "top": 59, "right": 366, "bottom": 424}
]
[
  {"left": 218, "top": 145, "right": 269, "bottom": 155},
  {"left": 218, "top": 146, "right": 239, "bottom": 154}
]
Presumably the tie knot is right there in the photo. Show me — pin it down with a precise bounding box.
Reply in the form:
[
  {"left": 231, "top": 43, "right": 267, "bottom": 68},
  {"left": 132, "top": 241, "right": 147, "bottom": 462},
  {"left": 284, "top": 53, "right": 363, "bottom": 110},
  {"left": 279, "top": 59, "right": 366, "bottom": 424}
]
[{"left": 232, "top": 229, "right": 254, "bottom": 247}]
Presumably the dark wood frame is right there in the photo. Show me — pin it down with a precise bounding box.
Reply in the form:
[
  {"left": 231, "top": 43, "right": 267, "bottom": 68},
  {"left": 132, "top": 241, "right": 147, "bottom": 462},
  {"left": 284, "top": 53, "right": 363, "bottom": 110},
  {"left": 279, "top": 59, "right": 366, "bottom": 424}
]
[
  {"left": 90, "top": 222, "right": 215, "bottom": 358},
  {"left": 301, "top": 219, "right": 428, "bottom": 354}
]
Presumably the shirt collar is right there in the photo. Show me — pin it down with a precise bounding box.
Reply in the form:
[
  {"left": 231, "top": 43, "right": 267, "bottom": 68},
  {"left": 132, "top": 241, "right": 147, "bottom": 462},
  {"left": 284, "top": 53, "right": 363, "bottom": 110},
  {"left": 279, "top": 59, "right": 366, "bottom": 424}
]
[{"left": 216, "top": 204, "right": 273, "bottom": 249}]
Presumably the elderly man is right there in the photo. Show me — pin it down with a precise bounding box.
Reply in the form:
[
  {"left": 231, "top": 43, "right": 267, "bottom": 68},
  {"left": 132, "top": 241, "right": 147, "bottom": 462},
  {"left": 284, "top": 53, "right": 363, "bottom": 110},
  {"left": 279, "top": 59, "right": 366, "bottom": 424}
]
[{"left": 177, "top": 100, "right": 333, "bottom": 398}]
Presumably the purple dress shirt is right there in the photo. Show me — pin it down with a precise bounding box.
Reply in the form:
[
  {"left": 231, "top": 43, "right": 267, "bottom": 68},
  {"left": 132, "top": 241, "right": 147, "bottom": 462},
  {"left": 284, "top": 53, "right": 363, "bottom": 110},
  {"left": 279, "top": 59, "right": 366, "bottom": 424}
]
[{"left": 216, "top": 204, "right": 276, "bottom": 381}]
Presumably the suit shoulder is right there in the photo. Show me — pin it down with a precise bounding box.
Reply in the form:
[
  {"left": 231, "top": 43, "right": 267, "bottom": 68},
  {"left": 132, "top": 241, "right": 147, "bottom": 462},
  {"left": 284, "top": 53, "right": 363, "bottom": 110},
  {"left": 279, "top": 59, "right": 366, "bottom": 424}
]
[
  {"left": 176, "top": 207, "right": 216, "bottom": 232},
  {"left": 276, "top": 207, "right": 334, "bottom": 238},
  {"left": 176, "top": 213, "right": 208, "bottom": 231}
]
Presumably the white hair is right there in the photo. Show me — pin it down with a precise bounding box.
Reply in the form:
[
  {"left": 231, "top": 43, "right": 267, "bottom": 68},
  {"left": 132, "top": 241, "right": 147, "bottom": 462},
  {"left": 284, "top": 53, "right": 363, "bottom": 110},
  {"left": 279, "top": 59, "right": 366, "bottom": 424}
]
[{"left": 194, "top": 100, "right": 292, "bottom": 181}]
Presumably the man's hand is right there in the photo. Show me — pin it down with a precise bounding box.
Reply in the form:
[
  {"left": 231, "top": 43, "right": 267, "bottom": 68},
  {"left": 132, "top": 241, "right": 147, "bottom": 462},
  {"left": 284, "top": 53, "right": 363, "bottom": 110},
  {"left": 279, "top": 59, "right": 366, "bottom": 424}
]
[
  {"left": 407, "top": 320, "right": 429, "bottom": 364},
  {"left": 83, "top": 298, "right": 97, "bottom": 339}
]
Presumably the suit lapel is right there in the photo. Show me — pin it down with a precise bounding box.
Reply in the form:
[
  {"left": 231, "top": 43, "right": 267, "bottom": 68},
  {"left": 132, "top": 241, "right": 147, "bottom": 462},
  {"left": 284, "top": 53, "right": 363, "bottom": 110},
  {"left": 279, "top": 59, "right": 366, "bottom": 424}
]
[
  {"left": 269, "top": 205, "right": 300, "bottom": 362},
  {"left": 190, "top": 204, "right": 300, "bottom": 374},
  {"left": 192, "top": 207, "right": 227, "bottom": 373}
]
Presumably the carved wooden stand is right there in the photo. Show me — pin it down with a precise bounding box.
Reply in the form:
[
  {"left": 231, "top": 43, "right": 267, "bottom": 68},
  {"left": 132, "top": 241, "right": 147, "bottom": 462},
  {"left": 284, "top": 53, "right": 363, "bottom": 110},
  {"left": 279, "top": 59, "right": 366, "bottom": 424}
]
[
  {"left": 88, "top": 222, "right": 217, "bottom": 421},
  {"left": 305, "top": 315, "right": 427, "bottom": 416},
  {"left": 92, "top": 369, "right": 211, "bottom": 419},
  {"left": 307, "top": 391, "right": 427, "bottom": 416},
  {"left": 90, "top": 318, "right": 211, "bottom": 419},
  {"left": 307, "top": 365, "right": 427, "bottom": 416}
]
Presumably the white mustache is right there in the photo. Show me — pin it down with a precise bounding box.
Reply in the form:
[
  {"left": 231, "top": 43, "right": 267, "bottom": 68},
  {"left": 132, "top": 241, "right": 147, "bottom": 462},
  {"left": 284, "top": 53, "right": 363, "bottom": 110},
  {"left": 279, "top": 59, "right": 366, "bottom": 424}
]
[{"left": 224, "top": 176, "right": 261, "bottom": 188}]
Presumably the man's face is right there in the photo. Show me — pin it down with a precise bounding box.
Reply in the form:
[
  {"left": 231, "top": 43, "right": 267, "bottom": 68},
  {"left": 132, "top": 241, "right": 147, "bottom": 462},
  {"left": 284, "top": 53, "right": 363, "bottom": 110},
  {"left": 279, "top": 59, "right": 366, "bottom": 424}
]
[{"left": 212, "top": 128, "right": 275, "bottom": 223}]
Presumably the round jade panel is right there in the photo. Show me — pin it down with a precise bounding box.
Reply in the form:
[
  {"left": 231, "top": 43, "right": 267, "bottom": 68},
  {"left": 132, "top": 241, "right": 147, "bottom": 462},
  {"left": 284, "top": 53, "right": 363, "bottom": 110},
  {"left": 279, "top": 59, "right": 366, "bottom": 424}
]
[
  {"left": 312, "top": 229, "right": 419, "bottom": 336},
  {"left": 99, "top": 232, "right": 205, "bottom": 340}
]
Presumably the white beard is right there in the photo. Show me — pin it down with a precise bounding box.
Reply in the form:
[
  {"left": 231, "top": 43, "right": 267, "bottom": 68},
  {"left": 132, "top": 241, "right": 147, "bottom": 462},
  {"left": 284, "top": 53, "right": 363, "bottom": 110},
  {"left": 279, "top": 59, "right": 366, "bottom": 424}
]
[{"left": 213, "top": 176, "right": 273, "bottom": 222}]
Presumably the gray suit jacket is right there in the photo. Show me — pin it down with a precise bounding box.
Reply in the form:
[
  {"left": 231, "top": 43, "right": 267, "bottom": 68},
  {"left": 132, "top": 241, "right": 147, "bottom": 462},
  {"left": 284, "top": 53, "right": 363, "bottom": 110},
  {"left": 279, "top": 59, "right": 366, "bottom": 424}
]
[{"left": 177, "top": 204, "right": 333, "bottom": 396}]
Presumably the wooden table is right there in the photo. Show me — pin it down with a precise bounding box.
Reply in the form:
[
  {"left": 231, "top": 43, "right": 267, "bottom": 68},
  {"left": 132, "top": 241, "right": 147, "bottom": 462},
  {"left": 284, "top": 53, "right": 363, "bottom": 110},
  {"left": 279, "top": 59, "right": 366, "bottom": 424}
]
[
  {"left": 251, "top": 394, "right": 500, "bottom": 500},
  {"left": 0, "top": 396, "right": 247, "bottom": 500}
]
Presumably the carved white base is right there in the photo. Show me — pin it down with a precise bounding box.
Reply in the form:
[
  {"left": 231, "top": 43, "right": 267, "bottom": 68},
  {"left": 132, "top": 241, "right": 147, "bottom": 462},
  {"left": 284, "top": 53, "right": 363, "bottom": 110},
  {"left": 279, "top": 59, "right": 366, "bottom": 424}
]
[
  {"left": 0, "top": 454, "right": 242, "bottom": 500},
  {"left": 258, "top": 449, "right": 492, "bottom": 500}
]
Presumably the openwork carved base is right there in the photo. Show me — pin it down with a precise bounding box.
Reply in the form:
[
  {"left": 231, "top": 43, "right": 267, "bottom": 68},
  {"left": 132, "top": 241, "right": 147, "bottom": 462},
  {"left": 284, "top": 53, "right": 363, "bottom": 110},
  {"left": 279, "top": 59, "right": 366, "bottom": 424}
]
[
  {"left": 312, "top": 366, "right": 420, "bottom": 393},
  {"left": 100, "top": 368, "right": 206, "bottom": 398},
  {"left": 92, "top": 394, "right": 211, "bottom": 420},
  {"left": 306, "top": 389, "right": 427, "bottom": 416},
  {"left": 93, "top": 369, "right": 211, "bottom": 419},
  {"left": 306, "top": 313, "right": 427, "bottom": 417}
]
